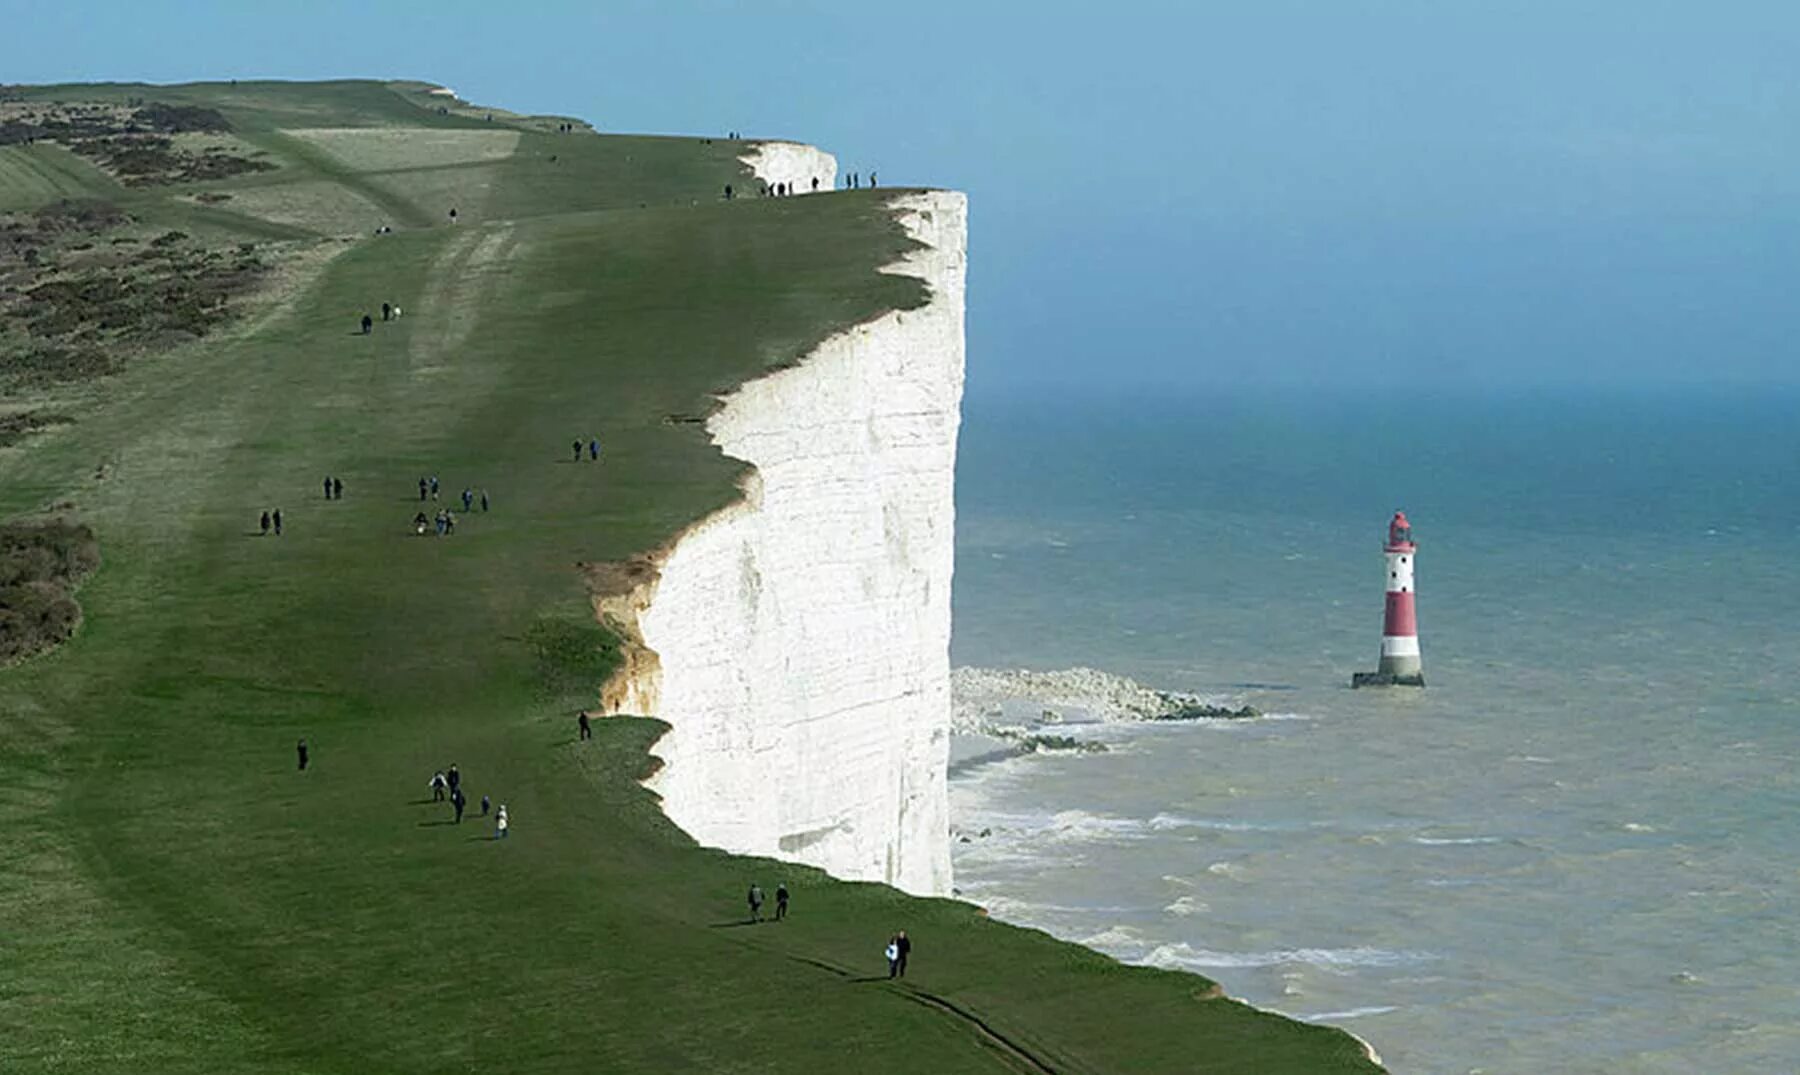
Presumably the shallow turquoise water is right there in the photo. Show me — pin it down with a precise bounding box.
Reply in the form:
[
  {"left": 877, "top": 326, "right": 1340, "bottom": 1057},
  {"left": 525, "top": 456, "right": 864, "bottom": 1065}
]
[{"left": 948, "top": 387, "right": 1800, "bottom": 1073}]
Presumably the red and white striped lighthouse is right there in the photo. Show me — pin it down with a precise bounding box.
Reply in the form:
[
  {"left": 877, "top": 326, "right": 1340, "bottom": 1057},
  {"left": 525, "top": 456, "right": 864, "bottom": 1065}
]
[{"left": 1352, "top": 510, "right": 1425, "bottom": 687}]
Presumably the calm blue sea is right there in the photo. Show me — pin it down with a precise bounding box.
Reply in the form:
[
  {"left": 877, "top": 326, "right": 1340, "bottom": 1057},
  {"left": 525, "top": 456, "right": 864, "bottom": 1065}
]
[{"left": 948, "top": 386, "right": 1800, "bottom": 1074}]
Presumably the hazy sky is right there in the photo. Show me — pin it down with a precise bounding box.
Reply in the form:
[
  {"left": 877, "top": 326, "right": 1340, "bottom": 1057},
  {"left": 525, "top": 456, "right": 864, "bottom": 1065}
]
[{"left": 9, "top": 1, "right": 1799, "bottom": 396}]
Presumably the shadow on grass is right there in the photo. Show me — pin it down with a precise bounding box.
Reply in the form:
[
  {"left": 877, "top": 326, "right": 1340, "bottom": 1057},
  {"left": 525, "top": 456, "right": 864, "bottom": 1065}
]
[
  {"left": 416, "top": 820, "right": 456, "bottom": 828},
  {"left": 708, "top": 920, "right": 762, "bottom": 929}
]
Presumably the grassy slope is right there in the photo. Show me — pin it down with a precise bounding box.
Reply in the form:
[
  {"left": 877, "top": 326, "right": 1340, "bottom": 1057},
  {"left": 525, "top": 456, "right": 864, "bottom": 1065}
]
[{"left": 0, "top": 80, "right": 1382, "bottom": 1073}]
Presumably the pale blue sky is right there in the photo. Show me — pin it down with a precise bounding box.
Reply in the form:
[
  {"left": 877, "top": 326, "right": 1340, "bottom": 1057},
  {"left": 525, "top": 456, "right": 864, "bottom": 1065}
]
[{"left": 9, "top": 1, "right": 1799, "bottom": 395}]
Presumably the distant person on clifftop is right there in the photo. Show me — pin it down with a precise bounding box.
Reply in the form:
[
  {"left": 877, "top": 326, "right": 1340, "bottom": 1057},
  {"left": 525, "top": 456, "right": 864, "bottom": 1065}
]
[
  {"left": 775, "top": 883, "right": 789, "bottom": 921},
  {"left": 333, "top": 477, "right": 343, "bottom": 500},
  {"left": 430, "top": 476, "right": 439, "bottom": 500},
  {"left": 748, "top": 884, "right": 764, "bottom": 922},
  {"left": 381, "top": 302, "right": 392, "bottom": 322},
  {"left": 323, "top": 476, "right": 333, "bottom": 500},
  {"left": 811, "top": 177, "right": 818, "bottom": 192},
  {"left": 452, "top": 787, "right": 466, "bottom": 824},
  {"left": 578, "top": 711, "right": 591, "bottom": 741},
  {"left": 272, "top": 509, "right": 283, "bottom": 536},
  {"left": 361, "top": 314, "right": 373, "bottom": 335},
  {"left": 296, "top": 738, "right": 309, "bottom": 771},
  {"left": 724, "top": 184, "right": 733, "bottom": 200},
  {"left": 870, "top": 171, "right": 878, "bottom": 187},
  {"left": 895, "top": 930, "right": 911, "bottom": 977},
  {"left": 481, "top": 794, "right": 491, "bottom": 817},
  {"left": 572, "top": 439, "right": 582, "bottom": 462},
  {"left": 260, "top": 511, "right": 270, "bottom": 535},
  {"left": 461, "top": 488, "right": 473, "bottom": 512},
  {"left": 480, "top": 489, "right": 489, "bottom": 512},
  {"left": 885, "top": 937, "right": 899, "bottom": 978},
  {"left": 414, "top": 511, "right": 429, "bottom": 535},
  {"left": 430, "top": 771, "right": 448, "bottom": 802},
  {"left": 588, "top": 438, "right": 599, "bottom": 461},
  {"left": 447, "top": 764, "right": 461, "bottom": 795},
  {"left": 419, "top": 477, "right": 429, "bottom": 502}
]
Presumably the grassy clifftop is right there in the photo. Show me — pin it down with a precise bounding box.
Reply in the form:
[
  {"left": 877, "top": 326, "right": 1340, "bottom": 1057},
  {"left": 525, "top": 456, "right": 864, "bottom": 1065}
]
[{"left": 0, "top": 80, "right": 1382, "bottom": 1073}]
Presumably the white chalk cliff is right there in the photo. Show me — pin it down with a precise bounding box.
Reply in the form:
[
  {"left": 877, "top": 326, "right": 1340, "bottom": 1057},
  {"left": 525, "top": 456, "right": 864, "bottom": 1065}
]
[
  {"left": 599, "top": 149, "right": 965, "bottom": 898},
  {"left": 740, "top": 141, "right": 838, "bottom": 194}
]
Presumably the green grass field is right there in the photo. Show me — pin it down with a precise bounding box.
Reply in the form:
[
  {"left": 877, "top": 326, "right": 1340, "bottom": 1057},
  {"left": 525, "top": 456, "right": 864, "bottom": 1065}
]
[{"left": 0, "top": 80, "right": 1383, "bottom": 1073}]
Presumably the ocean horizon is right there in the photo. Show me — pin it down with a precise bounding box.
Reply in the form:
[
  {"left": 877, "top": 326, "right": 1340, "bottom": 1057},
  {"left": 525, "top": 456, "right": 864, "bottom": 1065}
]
[{"left": 948, "top": 384, "right": 1800, "bottom": 1073}]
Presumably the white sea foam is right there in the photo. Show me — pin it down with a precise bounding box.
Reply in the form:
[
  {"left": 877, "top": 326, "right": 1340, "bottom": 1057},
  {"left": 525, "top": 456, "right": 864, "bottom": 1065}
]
[
  {"left": 1300, "top": 1005, "right": 1399, "bottom": 1021},
  {"left": 1145, "top": 942, "right": 1437, "bottom": 971},
  {"left": 950, "top": 665, "right": 1259, "bottom": 732},
  {"left": 1164, "top": 895, "right": 1209, "bottom": 916},
  {"left": 1412, "top": 835, "right": 1504, "bottom": 846}
]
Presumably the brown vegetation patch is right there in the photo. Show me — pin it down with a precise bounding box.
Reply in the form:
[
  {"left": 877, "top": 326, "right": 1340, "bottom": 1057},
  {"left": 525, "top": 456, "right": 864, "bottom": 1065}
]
[
  {"left": 0, "top": 100, "right": 273, "bottom": 186},
  {"left": 0, "top": 409, "right": 72, "bottom": 446},
  {"left": 0, "top": 517, "right": 98, "bottom": 665},
  {"left": 0, "top": 200, "right": 269, "bottom": 391}
]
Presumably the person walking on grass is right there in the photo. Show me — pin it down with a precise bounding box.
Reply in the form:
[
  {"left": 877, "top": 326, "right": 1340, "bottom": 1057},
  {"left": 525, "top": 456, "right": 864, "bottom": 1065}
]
[
  {"left": 430, "top": 770, "right": 448, "bottom": 802},
  {"left": 461, "top": 488, "right": 473, "bottom": 512},
  {"left": 260, "top": 510, "right": 270, "bottom": 536},
  {"left": 430, "top": 476, "right": 439, "bottom": 500},
  {"left": 588, "top": 437, "right": 599, "bottom": 461},
  {"left": 495, "top": 804, "right": 509, "bottom": 840},
  {"left": 481, "top": 794, "right": 490, "bottom": 818},
  {"left": 297, "top": 738, "right": 309, "bottom": 771},
  {"left": 447, "top": 763, "right": 461, "bottom": 796},
  {"left": 748, "top": 883, "right": 764, "bottom": 922},
  {"left": 572, "top": 439, "right": 582, "bottom": 462},
  {"left": 323, "top": 476, "right": 333, "bottom": 500},
  {"left": 414, "top": 511, "right": 429, "bottom": 535},
  {"left": 452, "top": 786, "right": 466, "bottom": 824},
  {"left": 894, "top": 930, "right": 911, "bottom": 977},
  {"left": 480, "top": 489, "right": 489, "bottom": 513},
  {"left": 361, "top": 314, "right": 373, "bottom": 335},
  {"left": 578, "top": 711, "right": 591, "bottom": 741},
  {"left": 272, "top": 509, "right": 283, "bottom": 536},
  {"left": 775, "top": 883, "right": 789, "bottom": 921},
  {"left": 420, "top": 476, "right": 429, "bottom": 502},
  {"left": 885, "top": 937, "right": 900, "bottom": 978},
  {"left": 333, "top": 477, "right": 343, "bottom": 500}
]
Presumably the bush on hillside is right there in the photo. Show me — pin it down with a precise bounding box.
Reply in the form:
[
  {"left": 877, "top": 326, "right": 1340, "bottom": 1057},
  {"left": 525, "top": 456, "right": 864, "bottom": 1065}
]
[{"left": 0, "top": 518, "right": 98, "bottom": 665}]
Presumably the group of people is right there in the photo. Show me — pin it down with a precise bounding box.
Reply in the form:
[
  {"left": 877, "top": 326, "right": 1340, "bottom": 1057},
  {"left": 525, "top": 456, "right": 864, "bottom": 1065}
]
[
  {"left": 572, "top": 437, "right": 603, "bottom": 463},
  {"left": 321, "top": 476, "right": 344, "bottom": 500},
  {"left": 844, "top": 171, "right": 875, "bottom": 189},
  {"left": 357, "top": 298, "right": 402, "bottom": 334},
  {"left": 259, "top": 508, "right": 283, "bottom": 536},
  {"left": 427, "top": 763, "right": 504, "bottom": 835},
  {"left": 746, "top": 882, "right": 790, "bottom": 922},
  {"left": 416, "top": 508, "right": 457, "bottom": 536}
]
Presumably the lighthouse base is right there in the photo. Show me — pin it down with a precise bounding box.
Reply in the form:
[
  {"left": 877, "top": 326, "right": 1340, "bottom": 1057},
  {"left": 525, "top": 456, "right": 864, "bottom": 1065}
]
[{"left": 1351, "top": 671, "right": 1426, "bottom": 688}]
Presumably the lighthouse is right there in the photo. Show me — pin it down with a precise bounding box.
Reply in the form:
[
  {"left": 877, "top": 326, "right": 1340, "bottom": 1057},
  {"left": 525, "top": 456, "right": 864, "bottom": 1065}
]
[{"left": 1351, "top": 511, "right": 1425, "bottom": 688}]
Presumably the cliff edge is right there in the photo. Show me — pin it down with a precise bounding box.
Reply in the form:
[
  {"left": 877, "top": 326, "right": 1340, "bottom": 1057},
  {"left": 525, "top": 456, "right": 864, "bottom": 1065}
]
[{"left": 601, "top": 147, "right": 964, "bottom": 896}]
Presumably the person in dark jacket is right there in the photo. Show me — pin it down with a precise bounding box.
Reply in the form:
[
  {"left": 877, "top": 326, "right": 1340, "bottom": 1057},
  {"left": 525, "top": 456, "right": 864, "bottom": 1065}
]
[
  {"left": 361, "top": 314, "right": 373, "bottom": 334},
  {"left": 260, "top": 510, "right": 270, "bottom": 535},
  {"left": 297, "top": 738, "right": 309, "bottom": 771},
  {"left": 894, "top": 931, "right": 911, "bottom": 977},
  {"left": 775, "top": 883, "right": 789, "bottom": 921},
  {"left": 332, "top": 477, "right": 343, "bottom": 500}
]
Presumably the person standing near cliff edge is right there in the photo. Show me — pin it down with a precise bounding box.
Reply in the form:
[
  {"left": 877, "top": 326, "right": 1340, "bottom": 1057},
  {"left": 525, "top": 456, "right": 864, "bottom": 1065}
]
[
  {"left": 578, "top": 711, "right": 591, "bottom": 741},
  {"left": 747, "top": 884, "right": 764, "bottom": 922},
  {"left": 895, "top": 930, "right": 911, "bottom": 977},
  {"left": 775, "top": 883, "right": 789, "bottom": 921}
]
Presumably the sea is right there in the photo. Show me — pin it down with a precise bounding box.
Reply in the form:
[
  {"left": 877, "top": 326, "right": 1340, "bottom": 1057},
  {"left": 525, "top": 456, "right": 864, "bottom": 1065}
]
[{"left": 947, "top": 385, "right": 1800, "bottom": 1074}]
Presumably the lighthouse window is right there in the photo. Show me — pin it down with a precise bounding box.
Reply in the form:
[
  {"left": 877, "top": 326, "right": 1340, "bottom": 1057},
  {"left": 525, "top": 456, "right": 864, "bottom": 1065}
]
[{"left": 1390, "top": 571, "right": 1397, "bottom": 579}]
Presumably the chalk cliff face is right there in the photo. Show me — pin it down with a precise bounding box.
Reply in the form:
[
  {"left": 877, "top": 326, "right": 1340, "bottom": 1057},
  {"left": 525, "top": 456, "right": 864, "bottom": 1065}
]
[
  {"left": 740, "top": 141, "right": 838, "bottom": 194},
  {"left": 599, "top": 168, "right": 966, "bottom": 897}
]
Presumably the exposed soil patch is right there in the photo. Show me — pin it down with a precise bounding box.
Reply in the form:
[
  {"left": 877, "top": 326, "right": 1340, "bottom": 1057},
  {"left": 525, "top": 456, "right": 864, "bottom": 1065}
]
[{"left": 0, "top": 516, "right": 98, "bottom": 665}]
